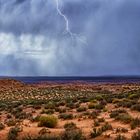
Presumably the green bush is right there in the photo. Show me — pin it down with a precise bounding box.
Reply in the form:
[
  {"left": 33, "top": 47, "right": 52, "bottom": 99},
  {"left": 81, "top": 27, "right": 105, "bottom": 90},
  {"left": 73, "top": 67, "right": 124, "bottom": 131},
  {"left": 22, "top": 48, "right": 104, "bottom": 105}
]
[
  {"left": 94, "top": 104, "right": 104, "bottom": 110},
  {"left": 115, "top": 113, "right": 132, "bottom": 124},
  {"left": 64, "top": 122, "right": 77, "bottom": 130},
  {"left": 112, "top": 99, "right": 121, "bottom": 104},
  {"left": 31, "top": 115, "right": 41, "bottom": 122},
  {"left": 129, "top": 94, "right": 139, "bottom": 99},
  {"left": 38, "top": 115, "right": 58, "bottom": 128},
  {"left": 110, "top": 109, "right": 127, "bottom": 116},
  {"left": 66, "top": 102, "right": 76, "bottom": 109},
  {"left": 45, "top": 102, "right": 55, "bottom": 109},
  {"left": 95, "top": 95, "right": 103, "bottom": 101},
  {"left": 57, "top": 108, "right": 66, "bottom": 113},
  {"left": 76, "top": 107, "right": 87, "bottom": 112},
  {"left": 41, "top": 109, "right": 54, "bottom": 115},
  {"left": 114, "top": 98, "right": 134, "bottom": 108},
  {"left": 90, "top": 99, "right": 97, "bottom": 103},
  {"left": 88, "top": 103, "right": 95, "bottom": 109},
  {"left": 62, "top": 128, "right": 85, "bottom": 140},
  {"left": 59, "top": 113, "right": 73, "bottom": 120},
  {"left": 110, "top": 109, "right": 128, "bottom": 121}
]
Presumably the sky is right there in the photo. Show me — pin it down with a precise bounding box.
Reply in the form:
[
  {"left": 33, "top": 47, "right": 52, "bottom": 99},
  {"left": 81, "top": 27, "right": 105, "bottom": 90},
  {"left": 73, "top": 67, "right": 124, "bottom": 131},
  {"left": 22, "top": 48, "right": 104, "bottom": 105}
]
[{"left": 0, "top": 0, "right": 140, "bottom": 76}]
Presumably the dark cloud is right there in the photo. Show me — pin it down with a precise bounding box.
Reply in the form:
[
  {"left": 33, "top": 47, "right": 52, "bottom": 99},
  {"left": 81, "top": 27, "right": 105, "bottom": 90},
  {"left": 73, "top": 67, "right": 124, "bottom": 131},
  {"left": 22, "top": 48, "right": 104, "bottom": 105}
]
[
  {"left": 0, "top": 0, "right": 140, "bottom": 76},
  {"left": 15, "top": 0, "right": 26, "bottom": 4}
]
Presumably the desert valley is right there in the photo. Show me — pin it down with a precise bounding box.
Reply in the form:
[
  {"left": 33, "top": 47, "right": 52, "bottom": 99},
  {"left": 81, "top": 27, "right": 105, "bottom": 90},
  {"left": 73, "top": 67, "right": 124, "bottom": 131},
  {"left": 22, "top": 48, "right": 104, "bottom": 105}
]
[{"left": 0, "top": 79, "right": 139, "bottom": 140}]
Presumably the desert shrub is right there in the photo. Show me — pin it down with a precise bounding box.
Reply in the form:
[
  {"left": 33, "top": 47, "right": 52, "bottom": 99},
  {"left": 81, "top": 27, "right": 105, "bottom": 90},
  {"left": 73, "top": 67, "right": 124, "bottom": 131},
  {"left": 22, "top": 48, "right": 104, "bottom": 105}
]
[
  {"left": 66, "top": 102, "right": 76, "bottom": 109},
  {"left": 62, "top": 127, "right": 85, "bottom": 140},
  {"left": 90, "top": 99, "right": 97, "bottom": 103},
  {"left": 131, "top": 129, "right": 140, "bottom": 140},
  {"left": 100, "top": 100, "right": 107, "bottom": 106},
  {"left": 82, "top": 111, "right": 90, "bottom": 116},
  {"left": 76, "top": 107, "right": 87, "bottom": 112},
  {"left": 88, "top": 103, "right": 95, "bottom": 109},
  {"left": 131, "top": 117, "right": 140, "bottom": 129},
  {"left": 103, "top": 108, "right": 108, "bottom": 112},
  {"left": 110, "top": 109, "right": 127, "bottom": 118},
  {"left": 45, "top": 102, "right": 55, "bottom": 109},
  {"left": 95, "top": 95, "right": 103, "bottom": 101},
  {"left": 41, "top": 109, "right": 54, "bottom": 115},
  {"left": 7, "top": 114, "right": 12, "bottom": 119},
  {"left": 59, "top": 113, "right": 73, "bottom": 120},
  {"left": 129, "top": 94, "right": 139, "bottom": 100},
  {"left": 38, "top": 115, "right": 58, "bottom": 128},
  {"left": 71, "top": 98, "right": 78, "bottom": 103},
  {"left": 115, "top": 109, "right": 127, "bottom": 114},
  {"left": 31, "top": 115, "right": 41, "bottom": 122},
  {"left": 75, "top": 103, "right": 80, "bottom": 108},
  {"left": 14, "top": 124, "right": 23, "bottom": 132},
  {"left": 65, "top": 98, "right": 73, "bottom": 104},
  {"left": 112, "top": 99, "right": 121, "bottom": 104},
  {"left": 114, "top": 98, "right": 133, "bottom": 108},
  {"left": 54, "top": 107, "right": 59, "bottom": 112},
  {"left": 57, "top": 100, "right": 65, "bottom": 106},
  {"left": 22, "top": 135, "right": 61, "bottom": 140},
  {"left": 115, "top": 134, "right": 126, "bottom": 140},
  {"left": 101, "top": 122, "right": 112, "bottom": 132},
  {"left": 79, "top": 97, "right": 89, "bottom": 103},
  {"left": 7, "top": 127, "right": 20, "bottom": 140},
  {"left": 6, "top": 119, "right": 17, "bottom": 126},
  {"left": 117, "top": 101, "right": 133, "bottom": 108},
  {"left": 115, "top": 113, "right": 132, "bottom": 123},
  {"left": 94, "top": 103, "right": 104, "bottom": 110},
  {"left": 33, "top": 105, "right": 41, "bottom": 110},
  {"left": 105, "top": 97, "right": 113, "bottom": 103},
  {"left": 15, "top": 111, "right": 29, "bottom": 119},
  {"left": 98, "top": 117, "right": 105, "bottom": 123},
  {"left": 11, "top": 107, "right": 23, "bottom": 116},
  {"left": 0, "top": 122, "right": 5, "bottom": 130},
  {"left": 90, "top": 128, "right": 102, "bottom": 138},
  {"left": 110, "top": 111, "right": 119, "bottom": 118},
  {"left": 56, "top": 107, "right": 66, "bottom": 113},
  {"left": 131, "top": 104, "right": 140, "bottom": 112},
  {"left": 89, "top": 110, "right": 100, "bottom": 119},
  {"left": 64, "top": 122, "right": 77, "bottom": 130},
  {"left": 116, "top": 128, "right": 128, "bottom": 133},
  {"left": 94, "top": 120, "right": 100, "bottom": 127}
]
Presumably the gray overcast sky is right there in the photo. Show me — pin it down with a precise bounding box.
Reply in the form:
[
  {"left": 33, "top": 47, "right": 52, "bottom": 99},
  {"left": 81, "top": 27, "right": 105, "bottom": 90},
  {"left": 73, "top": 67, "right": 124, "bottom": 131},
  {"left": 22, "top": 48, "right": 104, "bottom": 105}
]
[{"left": 0, "top": 0, "right": 140, "bottom": 76}]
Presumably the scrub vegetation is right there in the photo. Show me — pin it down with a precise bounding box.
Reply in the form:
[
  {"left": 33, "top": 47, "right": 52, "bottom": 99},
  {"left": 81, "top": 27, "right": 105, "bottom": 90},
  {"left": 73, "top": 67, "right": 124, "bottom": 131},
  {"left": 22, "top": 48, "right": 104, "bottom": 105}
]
[{"left": 0, "top": 79, "right": 140, "bottom": 139}]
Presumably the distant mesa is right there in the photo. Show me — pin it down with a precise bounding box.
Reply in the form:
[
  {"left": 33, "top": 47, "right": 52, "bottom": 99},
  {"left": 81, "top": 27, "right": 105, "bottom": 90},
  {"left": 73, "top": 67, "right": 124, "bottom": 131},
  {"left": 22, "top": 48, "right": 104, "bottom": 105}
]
[{"left": 0, "top": 78, "right": 25, "bottom": 88}]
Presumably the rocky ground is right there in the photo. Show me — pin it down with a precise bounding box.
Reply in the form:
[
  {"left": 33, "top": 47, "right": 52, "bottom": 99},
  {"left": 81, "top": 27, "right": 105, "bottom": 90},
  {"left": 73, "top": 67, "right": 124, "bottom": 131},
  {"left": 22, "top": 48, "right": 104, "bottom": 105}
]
[{"left": 0, "top": 79, "right": 139, "bottom": 140}]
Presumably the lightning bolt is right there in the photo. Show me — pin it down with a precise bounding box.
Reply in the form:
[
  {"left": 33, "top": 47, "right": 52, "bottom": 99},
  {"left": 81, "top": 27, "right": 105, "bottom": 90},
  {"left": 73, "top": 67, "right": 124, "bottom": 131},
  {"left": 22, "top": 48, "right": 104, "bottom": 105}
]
[{"left": 55, "top": 0, "right": 87, "bottom": 45}]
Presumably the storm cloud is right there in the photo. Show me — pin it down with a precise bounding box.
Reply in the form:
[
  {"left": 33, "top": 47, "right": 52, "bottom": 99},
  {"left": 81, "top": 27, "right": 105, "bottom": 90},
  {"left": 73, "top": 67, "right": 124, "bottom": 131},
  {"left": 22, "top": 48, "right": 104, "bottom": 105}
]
[{"left": 0, "top": 0, "right": 140, "bottom": 76}]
